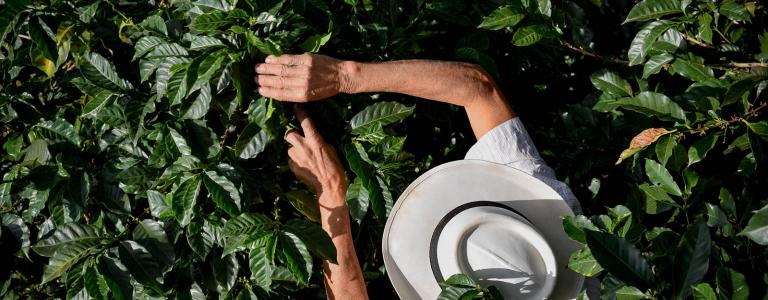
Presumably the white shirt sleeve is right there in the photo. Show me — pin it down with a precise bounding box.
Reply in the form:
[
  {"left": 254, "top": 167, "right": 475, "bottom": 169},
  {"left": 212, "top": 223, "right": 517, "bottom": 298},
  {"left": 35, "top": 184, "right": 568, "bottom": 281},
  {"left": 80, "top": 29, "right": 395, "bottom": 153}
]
[{"left": 464, "top": 117, "right": 582, "bottom": 214}]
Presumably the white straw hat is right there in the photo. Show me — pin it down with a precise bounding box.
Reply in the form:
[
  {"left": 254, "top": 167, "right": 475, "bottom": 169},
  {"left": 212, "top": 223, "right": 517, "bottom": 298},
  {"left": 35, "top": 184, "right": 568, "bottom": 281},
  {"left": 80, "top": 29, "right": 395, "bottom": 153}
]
[{"left": 382, "top": 160, "right": 584, "bottom": 299}]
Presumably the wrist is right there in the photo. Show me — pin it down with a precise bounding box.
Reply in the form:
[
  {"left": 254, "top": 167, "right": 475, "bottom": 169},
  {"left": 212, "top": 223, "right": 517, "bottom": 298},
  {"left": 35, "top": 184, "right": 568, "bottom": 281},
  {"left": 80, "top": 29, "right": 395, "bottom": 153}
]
[{"left": 338, "top": 60, "right": 362, "bottom": 94}]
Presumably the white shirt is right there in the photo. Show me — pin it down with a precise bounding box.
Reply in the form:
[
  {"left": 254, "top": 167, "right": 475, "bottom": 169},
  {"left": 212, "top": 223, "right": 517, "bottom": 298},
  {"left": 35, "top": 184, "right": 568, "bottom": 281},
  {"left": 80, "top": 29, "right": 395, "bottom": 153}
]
[{"left": 465, "top": 117, "right": 582, "bottom": 214}]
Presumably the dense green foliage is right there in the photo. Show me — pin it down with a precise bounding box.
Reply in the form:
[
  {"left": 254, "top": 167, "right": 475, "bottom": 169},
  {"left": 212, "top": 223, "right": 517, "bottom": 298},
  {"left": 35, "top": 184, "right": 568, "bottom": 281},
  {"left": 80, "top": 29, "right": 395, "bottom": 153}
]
[{"left": 1, "top": 0, "right": 767, "bottom": 299}]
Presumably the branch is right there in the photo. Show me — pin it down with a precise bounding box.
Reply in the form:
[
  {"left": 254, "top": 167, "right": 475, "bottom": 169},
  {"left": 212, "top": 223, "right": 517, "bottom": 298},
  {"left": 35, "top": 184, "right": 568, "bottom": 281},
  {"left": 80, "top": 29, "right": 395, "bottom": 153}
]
[
  {"left": 681, "top": 32, "right": 715, "bottom": 49},
  {"left": 716, "top": 62, "right": 768, "bottom": 68},
  {"left": 561, "top": 40, "right": 629, "bottom": 65}
]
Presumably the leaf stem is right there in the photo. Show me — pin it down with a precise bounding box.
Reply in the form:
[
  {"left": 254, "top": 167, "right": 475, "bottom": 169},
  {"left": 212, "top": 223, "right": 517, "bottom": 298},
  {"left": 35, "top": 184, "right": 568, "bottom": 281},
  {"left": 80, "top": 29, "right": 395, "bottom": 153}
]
[{"left": 560, "top": 40, "right": 630, "bottom": 65}]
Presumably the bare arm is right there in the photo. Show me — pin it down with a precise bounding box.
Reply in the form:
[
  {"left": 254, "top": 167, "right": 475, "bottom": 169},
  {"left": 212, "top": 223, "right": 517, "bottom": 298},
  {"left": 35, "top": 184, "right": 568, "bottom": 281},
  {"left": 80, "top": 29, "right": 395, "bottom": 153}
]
[
  {"left": 254, "top": 54, "right": 515, "bottom": 139},
  {"left": 284, "top": 106, "right": 368, "bottom": 300}
]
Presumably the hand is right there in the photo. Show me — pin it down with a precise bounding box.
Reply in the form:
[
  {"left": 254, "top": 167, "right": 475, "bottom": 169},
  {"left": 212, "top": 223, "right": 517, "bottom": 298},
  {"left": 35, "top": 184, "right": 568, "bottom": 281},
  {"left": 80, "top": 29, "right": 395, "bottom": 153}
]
[
  {"left": 285, "top": 106, "right": 346, "bottom": 195},
  {"left": 254, "top": 53, "right": 349, "bottom": 102}
]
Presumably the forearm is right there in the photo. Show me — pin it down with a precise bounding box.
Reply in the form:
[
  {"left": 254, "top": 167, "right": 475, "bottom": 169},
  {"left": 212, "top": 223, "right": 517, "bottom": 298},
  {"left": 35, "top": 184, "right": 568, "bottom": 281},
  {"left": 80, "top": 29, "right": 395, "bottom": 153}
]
[
  {"left": 341, "top": 60, "right": 516, "bottom": 138},
  {"left": 318, "top": 183, "right": 368, "bottom": 300}
]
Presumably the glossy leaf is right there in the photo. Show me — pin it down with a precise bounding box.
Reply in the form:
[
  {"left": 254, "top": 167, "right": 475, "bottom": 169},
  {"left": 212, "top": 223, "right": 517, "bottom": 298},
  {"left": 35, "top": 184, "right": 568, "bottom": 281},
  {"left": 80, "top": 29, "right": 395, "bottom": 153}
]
[
  {"left": 234, "top": 123, "right": 270, "bottom": 159},
  {"left": 739, "top": 204, "right": 768, "bottom": 245},
  {"left": 478, "top": 5, "right": 525, "bottom": 30},
  {"left": 350, "top": 102, "right": 414, "bottom": 135},
  {"left": 278, "top": 232, "right": 312, "bottom": 285},
  {"left": 203, "top": 170, "right": 242, "bottom": 217},
  {"left": 585, "top": 230, "right": 654, "bottom": 289},
  {"left": 624, "top": 0, "right": 682, "bottom": 23},
  {"left": 118, "top": 241, "right": 162, "bottom": 290},
  {"left": 33, "top": 222, "right": 103, "bottom": 257},
  {"left": 590, "top": 70, "right": 632, "bottom": 97},
  {"left": 673, "top": 223, "right": 710, "bottom": 299},
  {"left": 132, "top": 220, "right": 175, "bottom": 267},
  {"left": 687, "top": 134, "right": 718, "bottom": 166},
  {"left": 645, "top": 159, "right": 682, "bottom": 196},
  {"left": 172, "top": 175, "right": 202, "bottom": 226},
  {"left": 568, "top": 246, "right": 604, "bottom": 276},
  {"left": 614, "top": 92, "right": 686, "bottom": 123},
  {"left": 285, "top": 219, "right": 337, "bottom": 263},
  {"left": 79, "top": 52, "right": 133, "bottom": 92},
  {"left": 223, "top": 213, "right": 273, "bottom": 237}
]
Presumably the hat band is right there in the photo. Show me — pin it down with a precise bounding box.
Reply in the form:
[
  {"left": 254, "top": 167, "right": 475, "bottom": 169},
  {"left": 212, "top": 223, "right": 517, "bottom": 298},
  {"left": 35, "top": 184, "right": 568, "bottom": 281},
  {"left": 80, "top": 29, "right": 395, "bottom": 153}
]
[{"left": 428, "top": 201, "right": 533, "bottom": 284}]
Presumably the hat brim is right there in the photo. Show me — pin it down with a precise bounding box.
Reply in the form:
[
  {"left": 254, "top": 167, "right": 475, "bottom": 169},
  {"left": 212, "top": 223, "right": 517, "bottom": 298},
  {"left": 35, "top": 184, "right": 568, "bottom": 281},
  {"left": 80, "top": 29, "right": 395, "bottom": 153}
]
[{"left": 382, "top": 160, "right": 584, "bottom": 299}]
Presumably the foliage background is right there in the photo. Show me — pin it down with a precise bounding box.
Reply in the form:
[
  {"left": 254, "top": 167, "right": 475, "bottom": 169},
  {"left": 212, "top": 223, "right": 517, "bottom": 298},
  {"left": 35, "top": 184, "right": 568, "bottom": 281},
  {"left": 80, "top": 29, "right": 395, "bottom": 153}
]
[{"left": 1, "top": 0, "right": 767, "bottom": 299}]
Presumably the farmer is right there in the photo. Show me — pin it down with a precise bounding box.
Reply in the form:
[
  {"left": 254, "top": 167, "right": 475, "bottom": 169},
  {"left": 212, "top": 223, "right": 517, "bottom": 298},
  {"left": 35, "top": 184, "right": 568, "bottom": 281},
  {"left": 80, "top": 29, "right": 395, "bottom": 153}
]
[{"left": 254, "top": 54, "right": 586, "bottom": 299}]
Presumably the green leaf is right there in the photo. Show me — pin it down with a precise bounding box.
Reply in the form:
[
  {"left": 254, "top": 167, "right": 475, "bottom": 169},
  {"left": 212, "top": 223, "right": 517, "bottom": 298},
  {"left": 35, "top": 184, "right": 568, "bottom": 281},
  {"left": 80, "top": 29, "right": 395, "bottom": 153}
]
[
  {"left": 345, "top": 178, "right": 370, "bottom": 223},
  {"left": 299, "top": 31, "right": 333, "bottom": 52},
  {"left": 186, "top": 220, "right": 215, "bottom": 259},
  {"left": 696, "top": 14, "right": 713, "bottom": 44},
  {"left": 590, "top": 70, "right": 632, "bottom": 97},
  {"left": 284, "top": 190, "right": 320, "bottom": 223},
  {"left": 692, "top": 283, "right": 716, "bottom": 300},
  {"left": 719, "top": 0, "right": 751, "bottom": 22},
  {"left": 344, "top": 143, "right": 385, "bottom": 219},
  {"left": 42, "top": 243, "right": 93, "bottom": 284},
  {"left": 203, "top": 170, "right": 241, "bottom": 217},
  {"left": 568, "top": 246, "right": 604, "bottom": 276},
  {"left": 172, "top": 175, "right": 202, "bottom": 226},
  {"left": 189, "top": 11, "right": 231, "bottom": 32},
  {"left": 655, "top": 135, "right": 678, "bottom": 166},
  {"left": 744, "top": 121, "right": 768, "bottom": 140},
  {"left": 643, "top": 53, "right": 674, "bottom": 79},
  {"left": 512, "top": 24, "right": 549, "bottom": 47},
  {"left": 670, "top": 58, "right": 714, "bottom": 82},
  {"left": 82, "top": 90, "right": 116, "bottom": 117},
  {"left": 739, "top": 204, "right": 768, "bottom": 245},
  {"left": 118, "top": 241, "right": 162, "bottom": 290},
  {"left": 132, "top": 220, "right": 174, "bottom": 268},
  {"left": 181, "top": 83, "right": 211, "bottom": 119},
  {"left": 147, "top": 190, "right": 171, "bottom": 219},
  {"left": 133, "top": 36, "right": 164, "bottom": 61},
  {"left": 139, "top": 15, "right": 167, "bottom": 36},
  {"left": 285, "top": 219, "right": 337, "bottom": 263},
  {"left": 683, "top": 168, "right": 699, "bottom": 196},
  {"left": 716, "top": 268, "right": 749, "bottom": 300},
  {"left": 624, "top": 0, "right": 682, "bottom": 23},
  {"left": 249, "top": 246, "right": 273, "bottom": 290},
  {"left": 705, "top": 203, "right": 728, "bottom": 228},
  {"left": 644, "top": 159, "right": 682, "bottom": 196},
  {"left": 350, "top": 102, "right": 414, "bottom": 134},
  {"left": 687, "top": 134, "right": 718, "bottom": 166},
  {"left": 98, "top": 256, "right": 133, "bottom": 300},
  {"left": 442, "top": 273, "right": 476, "bottom": 288},
  {"left": 615, "top": 286, "right": 646, "bottom": 300},
  {"left": 585, "top": 230, "right": 654, "bottom": 289},
  {"left": 0, "top": 0, "right": 29, "bottom": 46},
  {"left": 189, "top": 35, "right": 225, "bottom": 51},
  {"left": 562, "top": 215, "right": 599, "bottom": 244},
  {"left": 223, "top": 213, "right": 273, "bottom": 237},
  {"left": 234, "top": 123, "right": 270, "bottom": 159},
  {"left": 79, "top": 52, "right": 133, "bottom": 92},
  {"left": 277, "top": 232, "right": 312, "bottom": 285},
  {"left": 614, "top": 91, "right": 687, "bottom": 123},
  {"left": 33, "top": 222, "right": 103, "bottom": 257},
  {"left": 673, "top": 223, "right": 711, "bottom": 299},
  {"left": 35, "top": 118, "right": 81, "bottom": 145},
  {"left": 213, "top": 254, "right": 239, "bottom": 294},
  {"left": 83, "top": 264, "right": 109, "bottom": 300},
  {"left": 478, "top": 5, "right": 525, "bottom": 30},
  {"left": 145, "top": 43, "right": 189, "bottom": 59},
  {"left": 627, "top": 21, "right": 674, "bottom": 66}
]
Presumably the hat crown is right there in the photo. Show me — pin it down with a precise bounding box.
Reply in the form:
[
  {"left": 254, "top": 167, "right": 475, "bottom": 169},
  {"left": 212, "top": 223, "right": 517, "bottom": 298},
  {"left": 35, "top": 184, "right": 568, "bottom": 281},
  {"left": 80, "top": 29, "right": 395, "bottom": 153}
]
[{"left": 436, "top": 206, "right": 557, "bottom": 299}]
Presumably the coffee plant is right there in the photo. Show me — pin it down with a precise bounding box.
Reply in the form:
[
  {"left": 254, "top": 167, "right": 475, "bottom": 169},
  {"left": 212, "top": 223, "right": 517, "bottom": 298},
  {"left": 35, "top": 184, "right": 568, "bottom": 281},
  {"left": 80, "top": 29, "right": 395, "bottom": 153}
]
[{"left": 1, "top": 0, "right": 767, "bottom": 299}]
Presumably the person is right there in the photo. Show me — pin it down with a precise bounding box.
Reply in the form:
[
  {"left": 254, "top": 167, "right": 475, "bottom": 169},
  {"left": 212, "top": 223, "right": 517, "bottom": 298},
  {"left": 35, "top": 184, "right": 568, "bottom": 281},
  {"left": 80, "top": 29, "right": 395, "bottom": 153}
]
[{"left": 253, "top": 54, "right": 583, "bottom": 299}]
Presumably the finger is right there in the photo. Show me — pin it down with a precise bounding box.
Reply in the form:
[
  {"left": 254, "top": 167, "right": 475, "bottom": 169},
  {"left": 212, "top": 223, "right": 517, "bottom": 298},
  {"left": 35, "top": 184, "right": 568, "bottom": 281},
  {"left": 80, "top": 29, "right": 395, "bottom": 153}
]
[
  {"left": 294, "top": 106, "right": 319, "bottom": 138},
  {"left": 254, "top": 63, "right": 309, "bottom": 77},
  {"left": 287, "top": 148, "right": 302, "bottom": 162},
  {"left": 258, "top": 87, "right": 308, "bottom": 102},
  {"left": 285, "top": 130, "right": 305, "bottom": 148},
  {"left": 256, "top": 75, "right": 309, "bottom": 89},
  {"left": 266, "top": 53, "right": 311, "bottom": 66}
]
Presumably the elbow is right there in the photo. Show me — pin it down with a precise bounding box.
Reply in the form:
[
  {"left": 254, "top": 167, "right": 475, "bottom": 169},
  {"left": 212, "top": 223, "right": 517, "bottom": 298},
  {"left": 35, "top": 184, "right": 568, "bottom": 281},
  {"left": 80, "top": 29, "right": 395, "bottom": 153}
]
[{"left": 461, "top": 63, "right": 503, "bottom": 108}]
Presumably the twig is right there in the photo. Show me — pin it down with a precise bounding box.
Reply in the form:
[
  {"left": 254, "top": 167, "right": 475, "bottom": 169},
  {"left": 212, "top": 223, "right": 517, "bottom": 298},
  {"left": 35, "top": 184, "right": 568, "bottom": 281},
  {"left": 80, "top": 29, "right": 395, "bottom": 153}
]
[
  {"left": 561, "top": 40, "right": 629, "bottom": 65},
  {"left": 688, "top": 102, "right": 768, "bottom": 135},
  {"left": 716, "top": 62, "right": 768, "bottom": 68},
  {"left": 681, "top": 32, "right": 715, "bottom": 49}
]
